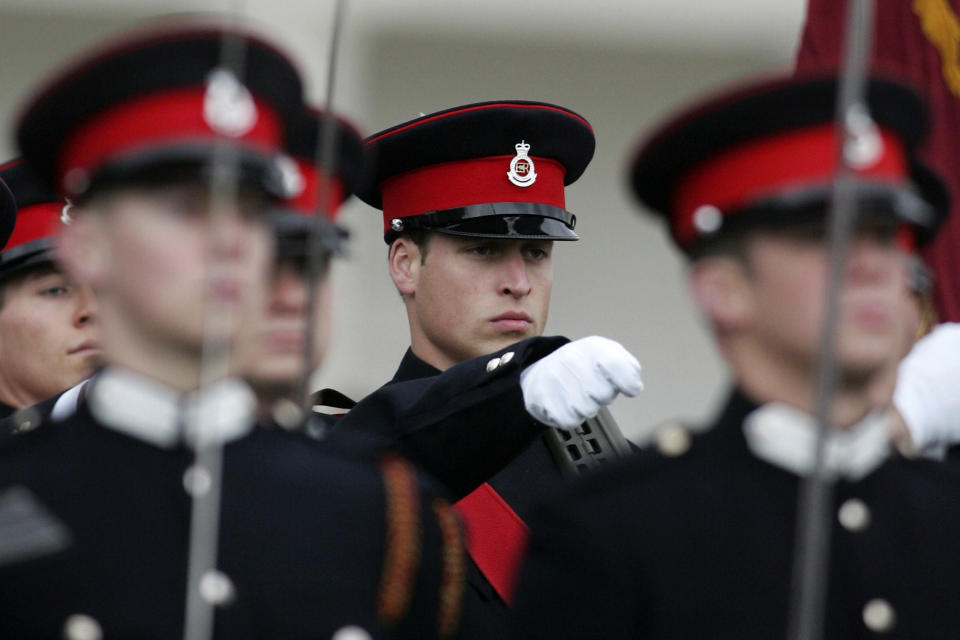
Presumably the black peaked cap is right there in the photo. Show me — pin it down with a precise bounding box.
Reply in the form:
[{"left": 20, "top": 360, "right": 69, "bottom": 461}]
[
  {"left": 630, "top": 73, "right": 947, "bottom": 251},
  {"left": 358, "top": 100, "right": 595, "bottom": 209},
  {"left": 17, "top": 23, "right": 305, "bottom": 197}
]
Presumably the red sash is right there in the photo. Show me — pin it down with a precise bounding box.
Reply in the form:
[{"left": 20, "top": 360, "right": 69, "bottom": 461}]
[{"left": 454, "top": 482, "right": 529, "bottom": 603}]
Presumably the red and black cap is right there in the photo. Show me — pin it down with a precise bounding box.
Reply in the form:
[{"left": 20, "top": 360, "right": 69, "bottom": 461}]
[
  {"left": 269, "top": 107, "right": 366, "bottom": 257},
  {"left": 358, "top": 100, "right": 595, "bottom": 244},
  {"left": 16, "top": 22, "right": 305, "bottom": 202},
  {"left": 0, "top": 159, "right": 66, "bottom": 278},
  {"left": 630, "top": 73, "right": 948, "bottom": 255}
]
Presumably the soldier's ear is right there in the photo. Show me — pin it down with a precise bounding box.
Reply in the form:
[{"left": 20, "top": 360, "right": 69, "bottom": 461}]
[
  {"left": 689, "top": 257, "right": 755, "bottom": 332},
  {"left": 389, "top": 237, "right": 420, "bottom": 297},
  {"left": 56, "top": 207, "right": 109, "bottom": 290}
]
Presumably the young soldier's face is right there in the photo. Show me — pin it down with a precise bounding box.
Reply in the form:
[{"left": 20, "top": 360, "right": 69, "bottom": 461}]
[
  {"left": 0, "top": 267, "right": 99, "bottom": 407},
  {"left": 398, "top": 234, "right": 553, "bottom": 370},
  {"left": 66, "top": 180, "right": 273, "bottom": 360},
  {"left": 237, "top": 255, "right": 333, "bottom": 393},
  {"left": 742, "top": 224, "right": 907, "bottom": 384}
]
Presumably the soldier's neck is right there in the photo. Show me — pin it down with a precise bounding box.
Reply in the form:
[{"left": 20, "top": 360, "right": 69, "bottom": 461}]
[
  {"left": 0, "top": 379, "right": 37, "bottom": 411},
  {"left": 728, "top": 345, "right": 879, "bottom": 430},
  {"left": 407, "top": 339, "right": 456, "bottom": 372},
  {"left": 98, "top": 316, "right": 209, "bottom": 393}
]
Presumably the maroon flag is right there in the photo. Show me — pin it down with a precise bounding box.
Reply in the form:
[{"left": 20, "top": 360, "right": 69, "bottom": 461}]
[{"left": 797, "top": 0, "right": 960, "bottom": 321}]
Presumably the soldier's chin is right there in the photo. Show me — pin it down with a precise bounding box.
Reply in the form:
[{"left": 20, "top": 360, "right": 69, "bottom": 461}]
[
  {"left": 474, "top": 334, "right": 531, "bottom": 358},
  {"left": 837, "top": 353, "right": 894, "bottom": 390},
  {"left": 243, "top": 358, "right": 303, "bottom": 394},
  {"left": 77, "top": 351, "right": 103, "bottom": 373}
]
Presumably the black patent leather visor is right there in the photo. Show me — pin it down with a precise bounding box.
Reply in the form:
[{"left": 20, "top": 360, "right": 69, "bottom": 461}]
[
  {"left": 683, "top": 180, "right": 943, "bottom": 256},
  {"left": 0, "top": 237, "right": 55, "bottom": 280},
  {"left": 267, "top": 210, "right": 347, "bottom": 259},
  {"left": 385, "top": 201, "right": 578, "bottom": 243}
]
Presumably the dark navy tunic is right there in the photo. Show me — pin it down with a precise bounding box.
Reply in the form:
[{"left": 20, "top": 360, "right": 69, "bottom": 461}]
[
  {"left": 334, "top": 337, "right": 572, "bottom": 639},
  {"left": 0, "top": 400, "right": 465, "bottom": 639},
  {"left": 514, "top": 389, "right": 960, "bottom": 639}
]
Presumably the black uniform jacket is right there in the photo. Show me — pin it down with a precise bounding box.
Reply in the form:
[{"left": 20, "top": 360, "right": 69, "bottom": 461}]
[
  {"left": 333, "top": 337, "right": 573, "bottom": 639},
  {"left": 513, "top": 389, "right": 960, "bottom": 639},
  {"left": 0, "top": 391, "right": 465, "bottom": 639},
  {"left": 334, "top": 336, "right": 569, "bottom": 502}
]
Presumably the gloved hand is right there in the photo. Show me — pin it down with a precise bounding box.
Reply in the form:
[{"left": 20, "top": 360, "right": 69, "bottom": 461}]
[
  {"left": 520, "top": 336, "right": 644, "bottom": 430},
  {"left": 893, "top": 323, "right": 960, "bottom": 451}
]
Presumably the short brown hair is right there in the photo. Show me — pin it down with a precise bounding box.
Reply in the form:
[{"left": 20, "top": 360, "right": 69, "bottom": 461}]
[{"left": 388, "top": 229, "right": 434, "bottom": 264}]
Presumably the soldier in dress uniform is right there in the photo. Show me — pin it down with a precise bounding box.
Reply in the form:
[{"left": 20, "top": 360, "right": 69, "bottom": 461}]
[
  {"left": 0, "top": 23, "right": 468, "bottom": 640},
  {"left": 0, "top": 160, "right": 98, "bottom": 424},
  {"left": 333, "top": 102, "right": 645, "bottom": 637},
  {"left": 238, "top": 104, "right": 643, "bottom": 503},
  {"left": 512, "top": 73, "right": 960, "bottom": 638},
  {"left": 235, "top": 107, "right": 362, "bottom": 431}
]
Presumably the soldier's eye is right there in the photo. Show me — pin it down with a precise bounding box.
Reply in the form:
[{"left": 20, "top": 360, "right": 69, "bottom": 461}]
[
  {"left": 523, "top": 242, "right": 552, "bottom": 261},
  {"left": 41, "top": 285, "right": 71, "bottom": 297},
  {"left": 525, "top": 248, "right": 547, "bottom": 260},
  {"left": 153, "top": 189, "right": 206, "bottom": 217},
  {"left": 467, "top": 245, "right": 493, "bottom": 256}
]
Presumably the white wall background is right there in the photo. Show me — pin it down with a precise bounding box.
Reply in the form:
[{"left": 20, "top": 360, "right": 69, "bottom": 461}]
[{"left": 0, "top": 1, "right": 808, "bottom": 440}]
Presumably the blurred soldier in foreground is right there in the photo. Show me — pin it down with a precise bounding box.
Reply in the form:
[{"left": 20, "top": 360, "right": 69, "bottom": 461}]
[
  {"left": 336, "top": 102, "right": 643, "bottom": 637},
  {"left": 513, "top": 73, "right": 960, "bottom": 638},
  {"left": 0, "top": 160, "right": 98, "bottom": 423},
  {"left": 0, "top": 23, "right": 466, "bottom": 639}
]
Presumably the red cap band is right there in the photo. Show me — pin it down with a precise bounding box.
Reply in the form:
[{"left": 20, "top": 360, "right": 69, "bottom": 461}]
[
  {"left": 379, "top": 155, "right": 566, "bottom": 234},
  {"left": 5, "top": 202, "right": 63, "bottom": 251},
  {"left": 672, "top": 124, "right": 908, "bottom": 247},
  {"left": 58, "top": 88, "right": 284, "bottom": 195},
  {"left": 286, "top": 158, "right": 345, "bottom": 220}
]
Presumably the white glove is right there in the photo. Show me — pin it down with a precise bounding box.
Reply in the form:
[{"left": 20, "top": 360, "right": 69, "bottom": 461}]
[
  {"left": 520, "top": 336, "right": 644, "bottom": 430},
  {"left": 893, "top": 322, "right": 960, "bottom": 451}
]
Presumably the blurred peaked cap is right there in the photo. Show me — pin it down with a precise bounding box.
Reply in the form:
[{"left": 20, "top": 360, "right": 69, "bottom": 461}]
[
  {"left": 267, "top": 210, "right": 347, "bottom": 259},
  {"left": 269, "top": 109, "right": 365, "bottom": 259},
  {"left": 629, "top": 72, "right": 948, "bottom": 253},
  {"left": 358, "top": 100, "right": 595, "bottom": 243},
  {"left": 0, "top": 158, "right": 68, "bottom": 276},
  {"left": 16, "top": 21, "right": 306, "bottom": 202},
  {"left": 280, "top": 108, "right": 366, "bottom": 222}
]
